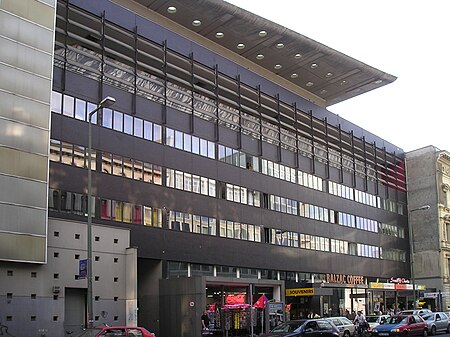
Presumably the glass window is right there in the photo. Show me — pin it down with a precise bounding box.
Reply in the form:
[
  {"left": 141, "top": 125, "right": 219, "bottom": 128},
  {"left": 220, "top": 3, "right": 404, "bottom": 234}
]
[
  {"left": 154, "top": 124, "right": 162, "bottom": 143},
  {"left": 175, "top": 171, "right": 183, "bottom": 189},
  {"left": 154, "top": 165, "right": 162, "bottom": 185},
  {"left": 134, "top": 117, "right": 143, "bottom": 138},
  {"left": 113, "top": 111, "right": 123, "bottom": 132},
  {"left": 207, "top": 141, "right": 215, "bottom": 159},
  {"left": 102, "top": 152, "right": 112, "bottom": 174},
  {"left": 143, "top": 162, "right": 153, "bottom": 183},
  {"left": 101, "top": 199, "right": 111, "bottom": 220},
  {"left": 192, "top": 136, "right": 200, "bottom": 154},
  {"left": 142, "top": 206, "right": 152, "bottom": 226},
  {"left": 166, "top": 128, "right": 175, "bottom": 147},
  {"left": 124, "top": 114, "right": 133, "bottom": 135},
  {"left": 63, "top": 95, "right": 74, "bottom": 117},
  {"left": 219, "top": 220, "right": 226, "bottom": 237},
  {"left": 111, "top": 201, "right": 123, "bottom": 222},
  {"left": 61, "top": 142, "right": 73, "bottom": 165},
  {"left": 184, "top": 134, "right": 191, "bottom": 152},
  {"left": 200, "top": 139, "right": 208, "bottom": 157},
  {"left": 112, "top": 155, "right": 122, "bottom": 176},
  {"left": 133, "top": 160, "right": 143, "bottom": 181},
  {"left": 73, "top": 145, "right": 85, "bottom": 168},
  {"left": 87, "top": 102, "right": 97, "bottom": 124},
  {"left": 51, "top": 91, "right": 62, "bottom": 113},
  {"left": 166, "top": 168, "right": 175, "bottom": 188},
  {"left": 184, "top": 173, "right": 192, "bottom": 192},
  {"left": 50, "top": 139, "right": 61, "bottom": 162},
  {"left": 192, "top": 175, "right": 200, "bottom": 193},
  {"left": 218, "top": 145, "right": 226, "bottom": 162},
  {"left": 143, "top": 120, "right": 153, "bottom": 140},
  {"left": 201, "top": 177, "right": 208, "bottom": 195},
  {"left": 175, "top": 130, "right": 183, "bottom": 149},
  {"left": 208, "top": 179, "right": 216, "bottom": 197},
  {"left": 123, "top": 157, "right": 133, "bottom": 178},
  {"left": 102, "top": 108, "right": 113, "bottom": 128},
  {"left": 75, "top": 98, "right": 86, "bottom": 120},
  {"left": 123, "top": 202, "right": 132, "bottom": 223}
]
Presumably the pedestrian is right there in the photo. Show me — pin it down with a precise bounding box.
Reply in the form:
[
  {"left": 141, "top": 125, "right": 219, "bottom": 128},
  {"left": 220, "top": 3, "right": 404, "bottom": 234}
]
[{"left": 201, "top": 309, "right": 210, "bottom": 334}]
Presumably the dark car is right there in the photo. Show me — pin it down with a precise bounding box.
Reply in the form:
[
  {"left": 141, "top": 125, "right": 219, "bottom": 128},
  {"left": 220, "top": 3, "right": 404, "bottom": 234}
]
[
  {"left": 260, "top": 318, "right": 340, "bottom": 337},
  {"left": 73, "top": 326, "right": 156, "bottom": 337},
  {"left": 372, "top": 315, "right": 428, "bottom": 337},
  {"left": 260, "top": 320, "right": 306, "bottom": 336}
]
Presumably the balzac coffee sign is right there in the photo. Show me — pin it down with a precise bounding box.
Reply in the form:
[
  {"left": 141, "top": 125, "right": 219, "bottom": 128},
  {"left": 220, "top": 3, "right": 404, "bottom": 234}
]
[{"left": 326, "top": 274, "right": 365, "bottom": 285}]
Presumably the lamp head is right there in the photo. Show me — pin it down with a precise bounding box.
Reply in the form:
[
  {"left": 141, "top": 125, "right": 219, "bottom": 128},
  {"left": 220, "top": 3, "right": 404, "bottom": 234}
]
[{"left": 99, "top": 96, "right": 116, "bottom": 108}]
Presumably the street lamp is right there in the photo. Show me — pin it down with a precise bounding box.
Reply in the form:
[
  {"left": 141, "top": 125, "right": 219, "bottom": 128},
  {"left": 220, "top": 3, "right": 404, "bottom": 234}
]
[
  {"left": 408, "top": 204, "right": 430, "bottom": 309},
  {"left": 87, "top": 96, "right": 116, "bottom": 328}
]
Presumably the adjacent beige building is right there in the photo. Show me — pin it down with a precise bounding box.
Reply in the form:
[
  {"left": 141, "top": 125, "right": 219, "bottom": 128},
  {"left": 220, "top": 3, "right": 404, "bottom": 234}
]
[{"left": 406, "top": 146, "right": 450, "bottom": 310}]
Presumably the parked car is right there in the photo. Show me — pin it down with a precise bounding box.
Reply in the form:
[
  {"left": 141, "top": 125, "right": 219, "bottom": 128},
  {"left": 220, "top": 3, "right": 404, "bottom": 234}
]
[
  {"left": 73, "top": 326, "right": 156, "bottom": 337},
  {"left": 400, "top": 310, "right": 432, "bottom": 317},
  {"left": 260, "top": 320, "right": 306, "bottom": 336},
  {"left": 260, "top": 318, "right": 340, "bottom": 337},
  {"left": 372, "top": 315, "right": 428, "bottom": 337},
  {"left": 326, "top": 317, "right": 356, "bottom": 337},
  {"left": 421, "top": 312, "right": 450, "bottom": 335},
  {"left": 366, "top": 315, "right": 390, "bottom": 334}
]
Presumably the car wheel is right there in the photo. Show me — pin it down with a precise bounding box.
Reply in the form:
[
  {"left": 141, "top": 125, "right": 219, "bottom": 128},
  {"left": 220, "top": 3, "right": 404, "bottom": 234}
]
[
  {"left": 344, "top": 330, "right": 350, "bottom": 337},
  {"left": 430, "top": 326, "right": 436, "bottom": 336},
  {"left": 423, "top": 329, "right": 428, "bottom": 337},
  {"left": 447, "top": 324, "right": 450, "bottom": 333}
]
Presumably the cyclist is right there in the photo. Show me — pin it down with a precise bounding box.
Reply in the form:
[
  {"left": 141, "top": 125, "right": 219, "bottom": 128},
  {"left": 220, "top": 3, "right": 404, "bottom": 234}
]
[{"left": 353, "top": 311, "right": 367, "bottom": 337}]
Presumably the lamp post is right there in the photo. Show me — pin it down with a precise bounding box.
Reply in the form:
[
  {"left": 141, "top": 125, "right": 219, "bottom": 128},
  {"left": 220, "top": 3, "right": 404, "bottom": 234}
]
[
  {"left": 408, "top": 204, "right": 430, "bottom": 309},
  {"left": 87, "top": 96, "right": 116, "bottom": 328}
]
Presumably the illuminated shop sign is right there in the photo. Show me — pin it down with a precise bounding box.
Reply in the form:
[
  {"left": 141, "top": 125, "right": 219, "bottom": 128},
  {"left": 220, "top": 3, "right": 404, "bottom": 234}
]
[
  {"left": 326, "top": 274, "right": 365, "bottom": 285},
  {"left": 389, "top": 277, "right": 410, "bottom": 284},
  {"left": 286, "top": 288, "right": 314, "bottom": 297}
]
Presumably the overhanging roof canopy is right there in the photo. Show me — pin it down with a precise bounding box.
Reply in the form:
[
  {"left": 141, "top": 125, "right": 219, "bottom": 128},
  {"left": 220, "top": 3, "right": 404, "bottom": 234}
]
[{"left": 132, "top": 0, "right": 397, "bottom": 107}]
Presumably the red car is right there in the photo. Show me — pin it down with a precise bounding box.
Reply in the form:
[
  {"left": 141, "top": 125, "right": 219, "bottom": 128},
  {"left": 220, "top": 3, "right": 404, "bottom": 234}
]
[
  {"left": 372, "top": 315, "right": 428, "bottom": 337},
  {"left": 74, "top": 326, "right": 155, "bottom": 337}
]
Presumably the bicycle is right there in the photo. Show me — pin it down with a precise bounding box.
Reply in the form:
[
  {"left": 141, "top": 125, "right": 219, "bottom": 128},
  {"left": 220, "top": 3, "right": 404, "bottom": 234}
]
[{"left": 355, "top": 322, "right": 368, "bottom": 337}]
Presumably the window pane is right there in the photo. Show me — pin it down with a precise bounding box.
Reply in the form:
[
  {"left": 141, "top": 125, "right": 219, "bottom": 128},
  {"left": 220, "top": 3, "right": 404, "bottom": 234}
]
[
  {"left": 154, "top": 165, "right": 162, "bottom": 185},
  {"left": 154, "top": 124, "right": 162, "bottom": 143},
  {"left": 184, "top": 134, "right": 191, "bottom": 152},
  {"left": 63, "top": 95, "right": 74, "bottom": 117},
  {"left": 208, "top": 141, "right": 215, "bottom": 159},
  {"left": 143, "top": 120, "right": 153, "bottom": 140},
  {"left": 113, "top": 111, "right": 123, "bottom": 132},
  {"left": 75, "top": 98, "right": 86, "bottom": 120},
  {"left": 200, "top": 139, "right": 208, "bottom": 156},
  {"left": 133, "top": 160, "right": 143, "bottom": 180},
  {"left": 102, "top": 108, "right": 113, "bottom": 128},
  {"left": 166, "top": 128, "right": 175, "bottom": 147},
  {"left": 192, "top": 136, "right": 200, "bottom": 154},
  {"left": 134, "top": 117, "right": 143, "bottom": 138},
  {"left": 124, "top": 114, "right": 133, "bottom": 135},
  {"left": 51, "top": 91, "right": 62, "bottom": 113}
]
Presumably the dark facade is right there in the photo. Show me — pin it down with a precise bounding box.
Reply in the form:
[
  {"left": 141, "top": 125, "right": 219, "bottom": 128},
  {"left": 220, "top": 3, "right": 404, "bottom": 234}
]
[{"left": 1, "top": 1, "right": 412, "bottom": 337}]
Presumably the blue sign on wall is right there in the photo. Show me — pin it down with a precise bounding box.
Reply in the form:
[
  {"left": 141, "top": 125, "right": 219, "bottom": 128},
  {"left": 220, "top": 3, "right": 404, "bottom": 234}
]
[{"left": 79, "top": 259, "right": 88, "bottom": 279}]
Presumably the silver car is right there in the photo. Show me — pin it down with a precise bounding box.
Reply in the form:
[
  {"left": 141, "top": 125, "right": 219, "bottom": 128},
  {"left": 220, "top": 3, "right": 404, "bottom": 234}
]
[
  {"left": 326, "top": 317, "right": 356, "bottom": 337},
  {"left": 421, "top": 312, "right": 450, "bottom": 335},
  {"left": 366, "top": 315, "right": 390, "bottom": 334}
]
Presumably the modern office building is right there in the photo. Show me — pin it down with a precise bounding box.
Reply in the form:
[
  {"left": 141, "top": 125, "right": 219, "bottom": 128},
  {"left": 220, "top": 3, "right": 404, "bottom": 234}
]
[
  {"left": 405, "top": 146, "right": 450, "bottom": 311},
  {"left": 1, "top": 1, "right": 414, "bottom": 336}
]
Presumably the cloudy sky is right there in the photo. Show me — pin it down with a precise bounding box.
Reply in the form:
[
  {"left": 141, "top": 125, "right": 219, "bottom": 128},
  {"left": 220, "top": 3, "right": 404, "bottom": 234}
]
[{"left": 225, "top": 0, "right": 449, "bottom": 153}]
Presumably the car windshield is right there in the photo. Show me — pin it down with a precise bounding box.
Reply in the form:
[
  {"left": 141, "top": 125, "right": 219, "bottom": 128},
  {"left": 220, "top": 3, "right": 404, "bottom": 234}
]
[
  {"left": 387, "top": 317, "right": 408, "bottom": 325},
  {"left": 74, "top": 328, "right": 102, "bottom": 337},
  {"left": 366, "top": 316, "right": 379, "bottom": 323},
  {"left": 422, "top": 314, "right": 434, "bottom": 321},
  {"left": 270, "top": 321, "right": 304, "bottom": 333}
]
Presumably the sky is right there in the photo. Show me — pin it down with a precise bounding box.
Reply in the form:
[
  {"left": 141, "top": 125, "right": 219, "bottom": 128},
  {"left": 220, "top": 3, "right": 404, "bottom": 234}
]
[{"left": 225, "top": 0, "right": 449, "bottom": 153}]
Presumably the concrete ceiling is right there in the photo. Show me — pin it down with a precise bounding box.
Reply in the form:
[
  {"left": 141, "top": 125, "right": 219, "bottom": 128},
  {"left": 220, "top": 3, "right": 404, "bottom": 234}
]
[{"left": 132, "top": 0, "right": 397, "bottom": 107}]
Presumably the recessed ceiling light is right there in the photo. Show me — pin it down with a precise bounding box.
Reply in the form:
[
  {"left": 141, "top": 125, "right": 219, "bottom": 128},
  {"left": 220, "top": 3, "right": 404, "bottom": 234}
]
[
  {"left": 237, "top": 43, "right": 245, "bottom": 49},
  {"left": 192, "top": 19, "right": 202, "bottom": 27},
  {"left": 294, "top": 53, "right": 302, "bottom": 59},
  {"left": 326, "top": 72, "right": 333, "bottom": 78},
  {"left": 311, "top": 63, "right": 318, "bottom": 69},
  {"left": 215, "top": 32, "right": 224, "bottom": 39},
  {"left": 274, "top": 64, "right": 282, "bottom": 70},
  {"left": 290, "top": 73, "right": 298, "bottom": 78},
  {"left": 259, "top": 30, "right": 267, "bottom": 37},
  {"left": 320, "top": 89, "right": 327, "bottom": 95},
  {"left": 306, "top": 81, "right": 314, "bottom": 87},
  {"left": 256, "top": 54, "right": 264, "bottom": 60},
  {"left": 374, "top": 79, "right": 383, "bottom": 84},
  {"left": 167, "top": 6, "right": 177, "bottom": 13},
  {"left": 276, "top": 43, "right": 284, "bottom": 49},
  {"left": 340, "top": 80, "right": 348, "bottom": 85}
]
